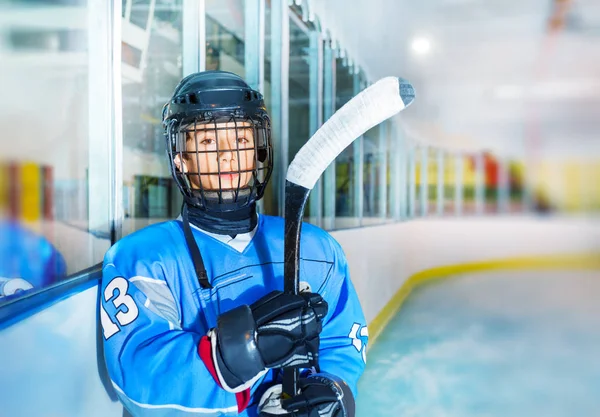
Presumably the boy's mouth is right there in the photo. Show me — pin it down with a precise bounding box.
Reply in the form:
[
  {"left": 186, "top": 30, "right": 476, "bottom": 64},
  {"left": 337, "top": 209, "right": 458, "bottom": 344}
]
[{"left": 219, "top": 173, "right": 239, "bottom": 182}]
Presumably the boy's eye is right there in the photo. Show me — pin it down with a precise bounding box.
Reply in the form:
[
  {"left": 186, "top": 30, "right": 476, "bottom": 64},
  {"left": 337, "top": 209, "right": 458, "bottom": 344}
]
[
  {"left": 200, "top": 138, "right": 215, "bottom": 145},
  {"left": 238, "top": 137, "right": 249, "bottom": 144}
]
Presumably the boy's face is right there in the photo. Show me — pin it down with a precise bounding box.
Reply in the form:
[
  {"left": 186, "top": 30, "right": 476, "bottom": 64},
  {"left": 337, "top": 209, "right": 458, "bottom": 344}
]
[{"left": 173, "top": 121, "right": 256, "bottom": 191}]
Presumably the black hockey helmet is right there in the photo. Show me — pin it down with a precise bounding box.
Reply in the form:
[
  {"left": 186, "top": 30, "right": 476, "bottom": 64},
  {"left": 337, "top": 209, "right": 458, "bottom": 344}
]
[{"left": 162, "top": 70, "right": 273, "bottom": 212}]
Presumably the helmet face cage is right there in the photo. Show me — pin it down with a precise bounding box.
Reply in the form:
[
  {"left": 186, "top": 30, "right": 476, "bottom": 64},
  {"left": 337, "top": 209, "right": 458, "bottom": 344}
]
[{"left": 165, "top": 111, "right": 273, "bottom": 212}]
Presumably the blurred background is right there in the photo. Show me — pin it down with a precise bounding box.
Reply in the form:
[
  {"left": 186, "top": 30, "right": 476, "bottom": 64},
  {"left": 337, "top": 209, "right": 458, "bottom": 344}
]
[{"left": 0, "top": 0, "right": 599, "bottom": 416}]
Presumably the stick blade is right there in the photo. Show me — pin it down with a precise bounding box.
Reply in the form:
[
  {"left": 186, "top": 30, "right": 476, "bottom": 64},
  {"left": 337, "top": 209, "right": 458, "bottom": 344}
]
[{"left": 286, "top": 76, "right": 415, "bottom": 190}]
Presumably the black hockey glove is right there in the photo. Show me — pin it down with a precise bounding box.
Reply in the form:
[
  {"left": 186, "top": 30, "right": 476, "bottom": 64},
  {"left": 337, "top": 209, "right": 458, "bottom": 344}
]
[
  {"left": 258, "top": 373, "right": 355, "bottom": 417},
  {"left": 208, "top": 290, "right": 328, "bottom": 392}
]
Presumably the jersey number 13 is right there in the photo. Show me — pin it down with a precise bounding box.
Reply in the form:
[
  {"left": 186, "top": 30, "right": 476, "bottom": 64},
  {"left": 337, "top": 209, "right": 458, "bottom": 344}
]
[{"left": 100, "top": 277, "right": 139, "bottom": 339}]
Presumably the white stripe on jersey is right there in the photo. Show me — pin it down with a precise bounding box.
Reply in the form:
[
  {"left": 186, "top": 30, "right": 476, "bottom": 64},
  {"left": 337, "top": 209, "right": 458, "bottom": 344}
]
[{"left": 112, "top": 382, "right": 238, "bottom": 414}]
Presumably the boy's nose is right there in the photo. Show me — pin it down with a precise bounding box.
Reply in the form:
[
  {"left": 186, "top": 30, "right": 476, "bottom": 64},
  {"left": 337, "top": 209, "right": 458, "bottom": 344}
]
[
  {"left": 217, "top": 139, "right": 237, "bottom": 159},
  {"left": 218, "top": 147, "right": 235, "bottom": 162}
]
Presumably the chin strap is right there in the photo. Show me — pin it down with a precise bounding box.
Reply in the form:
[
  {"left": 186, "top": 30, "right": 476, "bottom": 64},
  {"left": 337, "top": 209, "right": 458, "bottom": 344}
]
[{"left": 179, "top": 204, "right": 211, "bottom": 289}]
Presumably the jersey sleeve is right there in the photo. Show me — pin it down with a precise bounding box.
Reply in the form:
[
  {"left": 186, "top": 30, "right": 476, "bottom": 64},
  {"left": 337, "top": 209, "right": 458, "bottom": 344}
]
[
  {"left": 318, "top": 238, "right": 368, "bottom": 398},
  {"left": 100, "top": 239, "right": 241, "bottom": 417}
]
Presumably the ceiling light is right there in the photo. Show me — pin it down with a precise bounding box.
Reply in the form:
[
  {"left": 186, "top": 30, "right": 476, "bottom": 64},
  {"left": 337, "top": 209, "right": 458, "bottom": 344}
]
[{"left": 411, "top": 37, "right": 431, "bottom": 55}]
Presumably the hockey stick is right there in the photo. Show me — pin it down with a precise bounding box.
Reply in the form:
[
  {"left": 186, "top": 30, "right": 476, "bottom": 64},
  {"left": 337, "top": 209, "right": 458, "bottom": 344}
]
[{"left": 282, "top": 76, "right": 415, "bottom": 397}]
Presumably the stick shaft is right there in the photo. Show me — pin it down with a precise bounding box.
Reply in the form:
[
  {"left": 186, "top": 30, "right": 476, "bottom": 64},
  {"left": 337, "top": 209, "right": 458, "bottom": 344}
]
[{"left": 282, "top": 181, "right": 311, "bottom": 397}]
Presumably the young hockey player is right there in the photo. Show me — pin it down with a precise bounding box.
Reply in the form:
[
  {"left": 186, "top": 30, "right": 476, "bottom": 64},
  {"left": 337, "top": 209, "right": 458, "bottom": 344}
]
[{"left": 101, "top": 70, "right": 368, "bottom": 416}]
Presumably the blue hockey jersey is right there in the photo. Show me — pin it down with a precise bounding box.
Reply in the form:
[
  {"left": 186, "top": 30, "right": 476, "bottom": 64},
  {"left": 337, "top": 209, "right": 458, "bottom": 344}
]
[{"left": 101, "top": 215, "right": 368, "bottom": 417}]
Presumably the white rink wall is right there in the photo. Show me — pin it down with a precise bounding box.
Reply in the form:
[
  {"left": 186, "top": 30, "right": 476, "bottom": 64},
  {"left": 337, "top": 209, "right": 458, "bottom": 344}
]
[
  {"left": 331, "top": 216, "right": 600, "bottom": 323},
  {"left": 0, "top": 216, "right": 599, "bottom": 416}
]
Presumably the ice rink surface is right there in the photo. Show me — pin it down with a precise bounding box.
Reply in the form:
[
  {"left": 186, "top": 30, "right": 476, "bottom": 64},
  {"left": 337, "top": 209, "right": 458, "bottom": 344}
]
[{"left": 356, "top": 270, "right": 600, "bottom": 417}]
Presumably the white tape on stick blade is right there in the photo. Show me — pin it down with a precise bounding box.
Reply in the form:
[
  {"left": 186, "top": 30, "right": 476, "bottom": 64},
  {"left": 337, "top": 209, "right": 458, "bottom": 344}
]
[{"left": 286, "top": 76, "right": 412, "bottom": 190}]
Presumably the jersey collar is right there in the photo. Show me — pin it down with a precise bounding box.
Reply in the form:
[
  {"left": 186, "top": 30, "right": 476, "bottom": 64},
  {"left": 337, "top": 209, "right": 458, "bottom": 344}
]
[{"left": 177, "top": 215, "right": 258, "bottom": 253}]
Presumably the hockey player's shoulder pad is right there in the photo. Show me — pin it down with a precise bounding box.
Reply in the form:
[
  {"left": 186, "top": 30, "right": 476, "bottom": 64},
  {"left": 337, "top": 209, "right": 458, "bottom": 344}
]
[
  {"left": 297, "top": 220, "right": 348, "bottom": 271},
  {"left": 104, "top": 220, "right": 182, "bottom": 265},
  {"left": 260, "top": 215, "right": 341, "bottom": 261}
]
